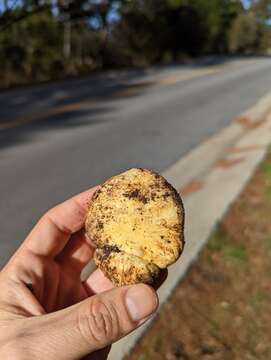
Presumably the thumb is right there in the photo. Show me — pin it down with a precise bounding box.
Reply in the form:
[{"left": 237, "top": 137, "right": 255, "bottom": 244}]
[{"left": 30, "top": 284, "right": 158, "bottom": 360}]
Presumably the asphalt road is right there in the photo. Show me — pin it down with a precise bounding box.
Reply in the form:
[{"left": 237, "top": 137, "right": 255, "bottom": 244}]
[{"left": 1, "top": 57, "right": 271, "bottom": 267}]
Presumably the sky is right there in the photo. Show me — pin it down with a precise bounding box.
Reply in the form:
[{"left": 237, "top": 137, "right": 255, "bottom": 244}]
[
  {"left": 0, "top": 0, "right": 253, "bottom": 15},
  {"left": 242, "top": 0, "right": 251, "bottom": 9}
]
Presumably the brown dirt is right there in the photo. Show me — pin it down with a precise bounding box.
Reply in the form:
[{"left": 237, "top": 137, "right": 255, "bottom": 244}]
[
  {"left": 215, "top": 157, "right": 245, "bottom": 169},
  {"left": 226, "top": 145, "right": 264, "bottom": 154},
  {"left": 126, "top": 149, "right": 271, "bottom": 360},
  {"left": 236, "top": 117, "right": 265, "bottom": 129},
  {"left": 180, "top": 181, "right": 204, "bottom": 197}
]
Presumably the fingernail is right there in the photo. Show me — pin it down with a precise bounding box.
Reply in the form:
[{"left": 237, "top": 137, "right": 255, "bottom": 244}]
[{"left": 125, "top": 284, "right": 158, "bottom": 322}]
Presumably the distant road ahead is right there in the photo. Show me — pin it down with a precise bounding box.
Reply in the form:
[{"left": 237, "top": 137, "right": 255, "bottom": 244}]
[{"left": 1, "top": 57, "right": 271, "bottom": 266}]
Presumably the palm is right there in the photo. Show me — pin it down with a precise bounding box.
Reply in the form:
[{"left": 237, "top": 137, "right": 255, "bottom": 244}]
[
  {"left": 15, "top": 231, "right": 109, "bottom": 316},
  {"left": 32, "top": 257, "right": 88, "bottom": 313},
  {"left": 2, "top": 252, "right": 112, "bottom": 360},
  {"left": 3, "top": 187, "right": 114, "bottom": 319},
  {"left": 1, "top": 192, "right": 113, "bottom": 360},
  {"left": 0, "top": 188, "right": 158, "bottom": 360}
]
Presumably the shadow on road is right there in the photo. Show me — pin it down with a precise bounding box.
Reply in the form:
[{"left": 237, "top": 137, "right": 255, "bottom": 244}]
[
  {"left": 0, "top": 69, "right": 155, "bottom": 150},
  {"left": 1, "top": 56, "right": 268, "bottom": 150}
]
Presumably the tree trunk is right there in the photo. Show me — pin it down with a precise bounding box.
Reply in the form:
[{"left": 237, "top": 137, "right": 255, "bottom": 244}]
[{"left": 63, "top": 18, "right": 71, "bottom": 59}]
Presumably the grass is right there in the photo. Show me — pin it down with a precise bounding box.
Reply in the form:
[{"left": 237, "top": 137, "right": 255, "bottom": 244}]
[
  {"left": 126, "top": 149, "right": 271, "bottom": 360},
  {"left": 262, "top": 162, "right": 271, "bottom": 179},
  {"left": 208, "top": 229, "right": 247, "bottom": 263},
  {"left": 263, "top": 238, "right": 271, "bottom": 254},
  {"left": 250, "top": 291, "right": 270, "bottom": 309},
  {"left": 263, "top": 162, "right": 271, "bottom": 199}
]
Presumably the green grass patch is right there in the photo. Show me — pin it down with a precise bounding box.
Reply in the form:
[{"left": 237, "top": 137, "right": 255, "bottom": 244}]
[
  {"left": 263, "top": 162, "right": 271, "bottom": 200},
  {"left": 263, "top": 163, "right": 271, "bottom": 180},
  {"left": 265, "top": 186, "right": 271, "bottom": 200},
  {"left": 138, "top": 355, "right": 149, "bottom": 360},
  {"left": 250, "top": 291, "right": 270, "bottom": 309},
  {"left": 222, "top": 243, "right": 247, "bottom": 262},
  {"left": 207, "top": 227, "right": 247, "bottom": 263},
  {"left": 264, "top": 238, "right": 271, "bottom": 254},
  {"left": 207, "top": 228, "right": 225, "bottom": 252}
]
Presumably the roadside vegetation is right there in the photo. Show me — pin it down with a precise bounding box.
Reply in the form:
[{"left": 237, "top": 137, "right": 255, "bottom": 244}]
[
  {"left": 0, "top": 0, "right": 271, "bottom": 88},
  {"left": 126, "top": 148, "right": 271, "bottom": 360}
]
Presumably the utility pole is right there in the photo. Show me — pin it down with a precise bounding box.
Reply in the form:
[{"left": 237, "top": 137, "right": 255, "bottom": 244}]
[{"left": 63, "top": 0, "right": 71, "bottom": 59}]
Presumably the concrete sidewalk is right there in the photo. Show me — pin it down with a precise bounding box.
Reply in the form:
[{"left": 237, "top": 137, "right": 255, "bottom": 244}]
[{"left": 108, "top": 91, "right": 271, "bottom": 359}]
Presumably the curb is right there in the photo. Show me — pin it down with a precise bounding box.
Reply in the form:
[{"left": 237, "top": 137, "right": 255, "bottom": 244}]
[{"left": 107, "top": 93, "right": 271, "bottom": 359}]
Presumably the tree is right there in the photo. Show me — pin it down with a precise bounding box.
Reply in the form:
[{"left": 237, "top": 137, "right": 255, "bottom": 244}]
[
  {"left": 0, "top": 0, "right": 52, "bottom": 31},
  {"left": 55, "top": 0, "right": 120, "bottom": 65},
  {"left": 0, "top": 0, "right": 265, "bottom": 88},
  {"left": 0, "top": 8, "right": 62, "bottom": 82},
  {"left": 228, "top": 12, "right": 259, "bottom": 53},
  {"left": 113, "top": 0, "right": 243, "bottom": 66},
  {"left": 251, "top": 0, "right": 271, "bottom": 20}
]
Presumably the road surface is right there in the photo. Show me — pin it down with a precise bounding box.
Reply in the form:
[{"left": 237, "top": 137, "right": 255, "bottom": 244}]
[{"left": 1, "top": 57, "right": 271, "bottom": 267}]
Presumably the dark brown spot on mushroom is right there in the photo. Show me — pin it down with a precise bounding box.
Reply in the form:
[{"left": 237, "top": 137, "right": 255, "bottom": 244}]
[
  {"left": 98, "top": 244, "right": 121, "bottom": 262},
  {"left": 123, "top": 189, "right": 149, "bottom": 204},
  {"left": 163, "top": 192, "right": 170, "bottom": 199},
  {"left": 97, "top": 220, "right": 104, "bottom": 230}
]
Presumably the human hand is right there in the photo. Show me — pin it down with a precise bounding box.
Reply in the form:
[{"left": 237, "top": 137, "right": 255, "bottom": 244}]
[{"left": 0, "top": 188, "right": 160, "bottom": 359}]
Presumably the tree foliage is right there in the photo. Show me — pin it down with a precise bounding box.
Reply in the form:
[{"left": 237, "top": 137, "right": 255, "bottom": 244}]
[
  {"left": 0, "top": 0, "right": 270, "bottom": 87},
  {"left": 228, "top": 12, "right": 258, "bottom": 53},
  {"left": 251, "top": 0, "right": 271, "bottom": 20}
]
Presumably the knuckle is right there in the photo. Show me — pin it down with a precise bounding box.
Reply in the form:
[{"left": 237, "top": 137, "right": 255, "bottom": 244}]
[{"left": 78, "top": 298, "right": 120, "bottom": 347}]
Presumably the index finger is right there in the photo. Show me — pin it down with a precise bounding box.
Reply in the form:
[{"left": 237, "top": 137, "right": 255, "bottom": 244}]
[{"left": 23, "top": 187, "right": 98, "bottom": 257}]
